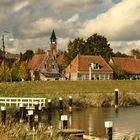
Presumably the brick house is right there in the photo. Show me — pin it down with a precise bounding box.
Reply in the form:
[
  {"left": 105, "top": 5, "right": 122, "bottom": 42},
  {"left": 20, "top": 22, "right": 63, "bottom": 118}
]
[
  {"left": 65, "top": 54, "right": 113, "bottom": 80},
  {"left": 110, "top": 57, "right": 140, "bottom": 79}
]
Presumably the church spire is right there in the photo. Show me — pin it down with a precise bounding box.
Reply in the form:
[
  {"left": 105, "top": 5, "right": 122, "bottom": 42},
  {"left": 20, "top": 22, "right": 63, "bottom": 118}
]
[{"left": 50, "top": 29, "right": 56, "bottom": 44}]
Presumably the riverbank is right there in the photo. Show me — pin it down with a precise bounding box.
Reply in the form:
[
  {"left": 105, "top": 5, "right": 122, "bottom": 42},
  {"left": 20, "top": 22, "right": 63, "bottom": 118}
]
[{"left": 0, "top": 80, "right": 140, "bottom": 107}]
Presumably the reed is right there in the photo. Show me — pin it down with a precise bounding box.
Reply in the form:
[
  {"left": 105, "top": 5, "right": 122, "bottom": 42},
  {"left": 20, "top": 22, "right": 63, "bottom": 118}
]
[{"left": 0, "top": 124, "right": 74, "bottom": 140}]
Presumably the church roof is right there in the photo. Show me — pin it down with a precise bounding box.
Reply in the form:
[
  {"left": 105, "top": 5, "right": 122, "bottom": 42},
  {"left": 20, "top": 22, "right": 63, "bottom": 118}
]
[{"left": 50, "top": 30, "right": 56, "bottom": 40}]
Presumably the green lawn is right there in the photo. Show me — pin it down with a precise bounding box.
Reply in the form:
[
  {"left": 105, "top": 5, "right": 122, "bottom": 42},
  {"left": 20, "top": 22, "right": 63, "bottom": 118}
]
[{"left": 0, "top": 80, "right": 139, "bottom": 97}]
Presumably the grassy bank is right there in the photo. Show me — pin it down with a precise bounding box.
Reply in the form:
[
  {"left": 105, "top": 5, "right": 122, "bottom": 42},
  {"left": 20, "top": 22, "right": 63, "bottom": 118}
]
[{"left": 0, "top": 80, "right": 140, "bottom": 107}]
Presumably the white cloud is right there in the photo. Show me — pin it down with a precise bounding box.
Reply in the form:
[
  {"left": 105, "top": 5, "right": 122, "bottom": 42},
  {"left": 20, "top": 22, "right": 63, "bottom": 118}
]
[
  {"left": 57, "top": 37, "right": 70, "bottom": 50},
  {"left": 14, "top": 1, "right": 29, "bottom": 12},
  {"left": 78, "top": 0, "right": 140, "bottom": 41},
  {"left": 32, "top": 14, "right": 80, "bottom": 38},
  {"left": 66, "top": 14, "right": 79, "bottom": 24},
  {"left": 110, "top": 40, "right": 140, "bottom": 54}
]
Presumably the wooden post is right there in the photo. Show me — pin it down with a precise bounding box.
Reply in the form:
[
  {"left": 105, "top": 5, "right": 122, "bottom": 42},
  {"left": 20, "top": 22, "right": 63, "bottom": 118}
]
[
  {"left": 105, "top": 121, "right": 113, "bottom": 140},
  {"left": 38, "top": 106, "right": 42, "bottom": 129},
  {"left": 34, "top": 102, "right": 39, "bottom": 115},
  {"left": 114, "top": 89, "right": 119, "bottom": 111},
  {"left": 59, "top": 97, "right": 63, "bottom": 112},
  {"left": 1, "top": 106, "right": 6, "bottom": 125},
  {"left": 61, "top": 115, "right": 68, "bottom": 129},
  {"left": 47, "top": 99, "right": 52, "bottom": 126},
  {"left": 68, "top": 96, "right": 72, "bottom": 113},
  {"left": 28, "top": 110, "right": 34, "bottom": 130},
  {"left": 34, "top": 102, "right": 39, "bottom": 130},
  {"left": 48, "top": 99, "right": 52, "bottom": 112},
  {"left": 19, "top": 103, "right": 25, "bottom": 123}
]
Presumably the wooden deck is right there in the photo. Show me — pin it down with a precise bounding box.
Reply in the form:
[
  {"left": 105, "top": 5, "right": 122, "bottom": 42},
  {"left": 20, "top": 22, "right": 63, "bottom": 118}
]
[
  {"left": 83, "top": 135, "right": 107, "bottom": 140},
  {"left": 46, "top": 128, "right": 85, "bottom": 136}
]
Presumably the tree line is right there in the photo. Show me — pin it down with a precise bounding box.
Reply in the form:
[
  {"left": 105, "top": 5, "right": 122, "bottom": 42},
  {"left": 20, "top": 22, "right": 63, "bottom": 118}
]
[
  {"left": 0, "top": 33, "right": 140, "bottom": 82},
  {"left": 64, "top": 33, "right": 130, "bottom": 66},
  {"left": 0, "top": 48, "right": 46, "bottom": 82}
]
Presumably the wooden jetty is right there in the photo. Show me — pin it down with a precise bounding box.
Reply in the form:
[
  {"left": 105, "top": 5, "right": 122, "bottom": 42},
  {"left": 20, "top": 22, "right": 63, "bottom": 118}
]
[
  {"left": 46, "top": 128, "right": 85, "bottom": 136},
  {"left": 83, "top": 135, "right": 107, "bottom": 140}
]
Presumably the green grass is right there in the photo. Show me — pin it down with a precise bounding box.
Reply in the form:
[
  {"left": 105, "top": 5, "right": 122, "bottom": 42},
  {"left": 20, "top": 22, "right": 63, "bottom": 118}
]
[
  {"left": 0, "top": 80, "right": 140, "bottom": 97},
  {"left": 0, "top": 80, "right": 140, "bottom": 108}
]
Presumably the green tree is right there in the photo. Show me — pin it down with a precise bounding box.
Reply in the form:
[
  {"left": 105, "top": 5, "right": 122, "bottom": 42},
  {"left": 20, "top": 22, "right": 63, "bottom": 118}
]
[
  {"left": 131, "top": 48, "right": 140, "bottom": 59},
  {"left": 85, "top": 34, "right": 113, "bottom": 62},
  {"left": 11, "top": 62, "right": 20, "bottom": 81},
  {"left": 64, "top": 33, "right": 113, "bottom": 65},
  {"left": 21, "top": 50, "right": 34, "bottom": 61},
  {"left": 114, "top": 51, "right": 128, "bottom": 57},
  {"left": 18, "top": 62, "right": 29, "bottom": 81},
  {"left": 64, "top": 38, "right": 85, "bottom": 66},
  {"left": 0, "top": 61, "right": 10, "bottom": 82},
  {"left": 110, "top": 62, "right": 125, "bottom": 79}
]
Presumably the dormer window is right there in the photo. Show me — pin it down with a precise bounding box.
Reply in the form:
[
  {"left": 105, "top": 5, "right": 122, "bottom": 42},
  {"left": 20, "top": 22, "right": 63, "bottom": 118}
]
[{"left": 91, "top": 63, "right": 100, "bottom": 70}]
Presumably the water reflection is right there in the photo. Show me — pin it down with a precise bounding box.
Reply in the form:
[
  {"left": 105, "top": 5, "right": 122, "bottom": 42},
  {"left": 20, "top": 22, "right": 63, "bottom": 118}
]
[{"left": 48, "top": 107, "right": 140, "bottom": 139}]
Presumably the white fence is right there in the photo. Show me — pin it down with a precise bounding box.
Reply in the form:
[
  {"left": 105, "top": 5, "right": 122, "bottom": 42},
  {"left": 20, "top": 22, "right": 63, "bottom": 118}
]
[{"left": 0, "top": 97, "right": 46, "bottom": 108}]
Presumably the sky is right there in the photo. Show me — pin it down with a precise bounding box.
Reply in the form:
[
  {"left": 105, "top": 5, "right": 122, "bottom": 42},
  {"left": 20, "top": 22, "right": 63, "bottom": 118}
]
[{"left": 0, "top": 0, "right": 140, "bottom": 54}]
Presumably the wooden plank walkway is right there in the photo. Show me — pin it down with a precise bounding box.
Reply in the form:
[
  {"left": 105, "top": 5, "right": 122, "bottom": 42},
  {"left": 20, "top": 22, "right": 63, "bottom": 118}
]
[
  {"left": 83, "top": 135, "right": 107, "bottom": 140},
  {"left": 46, "top": 129, "right": 85, "bottom": 136}
]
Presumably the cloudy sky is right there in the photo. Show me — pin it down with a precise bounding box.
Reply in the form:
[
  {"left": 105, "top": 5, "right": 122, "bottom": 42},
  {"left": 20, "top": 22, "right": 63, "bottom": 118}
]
[{"left": 0, "top": 0, "right": 140, "bottom": 54}]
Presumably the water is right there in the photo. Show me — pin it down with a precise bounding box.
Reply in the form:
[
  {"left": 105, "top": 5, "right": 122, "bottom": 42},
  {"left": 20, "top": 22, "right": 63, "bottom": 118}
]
[{"left": 48, "top": 107, "right": 140, "bottom": 139}]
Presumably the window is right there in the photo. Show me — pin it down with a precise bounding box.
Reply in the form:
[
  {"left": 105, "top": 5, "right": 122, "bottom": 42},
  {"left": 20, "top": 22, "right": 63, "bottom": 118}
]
[
  {"left": 91, "top": 63, "right": 100, "bottom": 70},
  {"left": 44, "top": 64, "right": 47, "bottom": 68},
  {"left": 52, "top": 65, "right": 55, "bottom": 69}
]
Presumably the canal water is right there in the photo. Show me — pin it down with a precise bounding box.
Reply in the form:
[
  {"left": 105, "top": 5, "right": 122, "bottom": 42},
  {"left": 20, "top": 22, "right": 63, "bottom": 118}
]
[{"left": 48, "top": 106, "right": 140, "bottom": 139}]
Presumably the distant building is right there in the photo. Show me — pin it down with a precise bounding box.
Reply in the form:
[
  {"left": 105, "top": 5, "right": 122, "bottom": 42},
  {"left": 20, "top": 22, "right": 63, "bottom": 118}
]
[
  {"left": 27, "top": 30, "right": 62, "bottom": 81},
  {"left": 50, "top": 29, "right": 57, "bottom": 58},
  {"left": 0, "top": 52, "right": 19, "bottom": 68},
  {"left": 110, "top": 57, "right": 140, "bottom": 80},
  {"left": 65, "top": 54, "right": 113, "bottom": 80}
]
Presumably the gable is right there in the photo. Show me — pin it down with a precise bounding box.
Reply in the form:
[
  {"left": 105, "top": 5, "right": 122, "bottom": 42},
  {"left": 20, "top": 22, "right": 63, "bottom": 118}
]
[{"left": 27, "top": 54, "right": 47, "bottom": 71}]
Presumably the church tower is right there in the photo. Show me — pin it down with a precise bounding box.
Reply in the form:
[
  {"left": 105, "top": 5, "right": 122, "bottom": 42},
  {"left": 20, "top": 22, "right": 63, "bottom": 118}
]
[{"left": 50, "top": 30, "right": 57, "bottom": 58}]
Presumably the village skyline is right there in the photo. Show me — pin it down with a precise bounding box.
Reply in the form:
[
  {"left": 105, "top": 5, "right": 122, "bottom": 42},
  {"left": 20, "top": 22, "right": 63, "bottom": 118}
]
[{"left": 0, "top": 0, "right": 140, "bottom": 55}]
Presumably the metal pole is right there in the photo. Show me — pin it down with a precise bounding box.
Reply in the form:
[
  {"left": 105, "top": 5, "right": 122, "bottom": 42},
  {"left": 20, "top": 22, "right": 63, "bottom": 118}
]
[
  {"left": 61, "top": 115, "right": 68, "bottom": 129},
  {"left": 114, "top": 89, "right": 119, "bottom": 111},
  {"left": 2, "top": 35, "right": 6, "bottom": 82},
  {"left": 47, "top": 99, "right": 52, "bottom": 126},
  {"left": 59, "top": 97, "right": 63, "bottom": 112},
  {"left": 105, "top": 121, "right": 113, "bottom": 140},
  {"left": 28, "top": 110, "right": 34, "bottom": 130},
  {"left": 1, "top": 106, "right": 6, "bottom": 125},
  {"left": 68, "top": 96, "right": 72, "bottom": 113}
]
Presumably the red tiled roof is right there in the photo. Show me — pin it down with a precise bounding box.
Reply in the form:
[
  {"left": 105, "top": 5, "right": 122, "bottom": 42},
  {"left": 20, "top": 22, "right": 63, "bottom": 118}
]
[
  {"left": 78, "top": 55, "right": 112, "bottom": 72},
  {"left": 112, "top": 57, "right": 140, "bottom": 74},
  {"left": 27, "top": 54, "right": 47, "bottom": 71},
  {"left": 66, "top": 55, "right": 113, "bottom": 73},
  {"left": 56, "top": 54, "right": 64, "bottom": 65}
]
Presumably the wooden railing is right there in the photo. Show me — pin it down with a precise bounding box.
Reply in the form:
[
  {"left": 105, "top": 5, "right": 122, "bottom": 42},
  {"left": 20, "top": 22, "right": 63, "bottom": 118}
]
[{"left": 0, "top": 97, "right": 46, "bottom": 108}]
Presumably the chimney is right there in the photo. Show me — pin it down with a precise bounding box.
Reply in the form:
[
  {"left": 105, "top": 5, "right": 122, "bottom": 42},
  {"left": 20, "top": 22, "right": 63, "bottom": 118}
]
[{"left": 134, "top": 55, "right": 137, "bottom": 59}]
